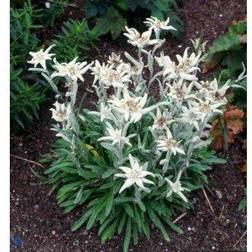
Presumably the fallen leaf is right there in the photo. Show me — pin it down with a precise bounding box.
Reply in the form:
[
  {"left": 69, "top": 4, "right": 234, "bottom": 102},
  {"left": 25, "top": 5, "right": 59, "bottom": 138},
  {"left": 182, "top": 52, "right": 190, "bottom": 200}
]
[
  {"left": 240, "top": 162, "right": 247, "bottom": 173},
  {"left": 211, "top": 106, "right": 245, "bottom": 151}
]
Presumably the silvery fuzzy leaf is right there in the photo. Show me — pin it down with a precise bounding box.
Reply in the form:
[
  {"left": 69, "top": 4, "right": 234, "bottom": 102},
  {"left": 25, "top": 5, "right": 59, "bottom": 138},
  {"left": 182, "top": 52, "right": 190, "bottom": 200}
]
[
  {"left": 230, "top": 83, "right": 247, "bottom": 91},
  {"left": 41, "top": 72, "right": 59, "bottom": 93},
  {"left": 193, "top": 139, "right": 212, "bottom": 149},
  {"left": 147, "top": 53, "right": 154, "bottom": 72},
  {"left": 28, "top": 67, "right": 47, "bottom": 73},
  {"left": 124, "top": 52, "right": 139, "bottom": 66},
  {"left": 78, "top": 114, "right": 86, "bottom": 122},
  {"left": 100, "top": 142, "right": 118, "bottom": 154},
  {"left": 70, "top": 82, "right": 78, "bottom": 106}
]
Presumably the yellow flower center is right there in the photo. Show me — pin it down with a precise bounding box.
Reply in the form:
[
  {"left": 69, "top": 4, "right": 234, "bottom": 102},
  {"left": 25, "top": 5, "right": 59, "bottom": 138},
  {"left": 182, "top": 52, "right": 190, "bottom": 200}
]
[
  {"left": 123, "top": 99, "right": 139, "bottom": 112},
  {"left": 157, "top": 117, "right": 167, "bottom": 127},
  {"left": 164, "top": 139, "right": 176, "bottom": 148}
]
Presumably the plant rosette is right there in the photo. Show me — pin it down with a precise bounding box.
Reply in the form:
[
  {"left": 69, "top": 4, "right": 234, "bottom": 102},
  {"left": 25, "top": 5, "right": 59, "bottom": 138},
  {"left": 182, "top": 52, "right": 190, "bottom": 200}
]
[{"left": 28, "top": 16, "right": 227, "bottom": 251}]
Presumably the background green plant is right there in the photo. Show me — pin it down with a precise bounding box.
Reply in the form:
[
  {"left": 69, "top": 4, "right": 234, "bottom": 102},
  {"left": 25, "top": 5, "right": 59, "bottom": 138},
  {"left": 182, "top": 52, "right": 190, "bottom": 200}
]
[
  {"left": 10, "top": 1, "right": 47, "bottom": 129},
  {"left": 41, "top": 0, "right": 70, "bottom": 27},
  {"left": 53, "top": 19, "right": 99, "bottom": 62},
  {"left": 204, "top": 20, "right": 247, "bottom": 108},
  {"left": 85, "top": 0, "right": 183, "bottom": 39}
]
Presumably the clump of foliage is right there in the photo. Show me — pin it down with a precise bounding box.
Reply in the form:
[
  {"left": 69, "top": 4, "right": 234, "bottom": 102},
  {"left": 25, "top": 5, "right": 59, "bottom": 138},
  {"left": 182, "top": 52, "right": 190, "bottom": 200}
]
[
  {"left": 203, "top": 19, "right": 247, "bottom": 108},
  {"left": 41, "top": 0, "right": 70, "bottom": 27},
  {"left": 85, "top": 0, "right": 183, "bottom": 39},
  {"left": 10, "top": 1, "right": 46, "bottom": 128},
  {"left": 53, "top": 19, "right": 99, "bottom": 61},
  {"left": 204, "top": 19, "right": 247, "bottom": 151},
  {"left": 30, "top": 17, "right": 227, "bottom": 251}
]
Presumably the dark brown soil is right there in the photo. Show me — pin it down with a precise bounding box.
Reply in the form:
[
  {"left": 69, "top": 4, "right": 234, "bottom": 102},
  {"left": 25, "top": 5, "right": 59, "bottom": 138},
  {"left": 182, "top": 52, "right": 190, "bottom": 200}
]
[{"left": 10, "top": 0, "right": 247, "bottom": 251}]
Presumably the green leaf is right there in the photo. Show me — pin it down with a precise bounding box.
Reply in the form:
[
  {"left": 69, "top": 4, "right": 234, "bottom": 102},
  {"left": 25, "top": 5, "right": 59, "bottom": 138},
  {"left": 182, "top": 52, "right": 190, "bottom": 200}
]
[
  {"left": 74, "top": 187, "right": 84, "bottom": 204},
  {"left": 165, "top": 218, "right": 183, "bottom": 234},
  {"left": 205, "top": 157, "right": 226, "bottom": 164},
  {"left": 116, "top": 0, "right": 128, "bottom": 10},
  {"left": 117, "top": 212, "right": 127, "bottom": 234},
  {"left": 71, "top": 209, "right": 92, "bottom": 231},
  {"left": 102, "top": 169, "right": 115, "bottom": 179},
  {"left": 101, "top": 219, "right": 118, "bottom": 243},
  {"left": 114, "top": 197, "right": 133, "bottom": 204},
  {"left": 85, "top": 1, "right": 98, "bottom": 19},
  {"left": 45, "top": 162, "right": 74, "bottom": 174},
  {"left": 123, "top": 203, "right": 134, "bottom": 218},
  {"left": 105, "top": 191, "right": 114, "bottom": 217},
  {"left": 147, "top": 208, "right": 170, "bottom": 242},
  {"left": 136, "top": 198, "right": 146, "bottom": 212},
  {"left": 94, "top": 7, "right": 126, "bottom": 39},
  {"left": 57, "top": 181, "right": 83, "bottom": 199},
  {"left": 132, "top": 223, "right": 139, "bottom": 245},
  {"left": 123, "top": 218, "right": 131, "bottom": 252}
]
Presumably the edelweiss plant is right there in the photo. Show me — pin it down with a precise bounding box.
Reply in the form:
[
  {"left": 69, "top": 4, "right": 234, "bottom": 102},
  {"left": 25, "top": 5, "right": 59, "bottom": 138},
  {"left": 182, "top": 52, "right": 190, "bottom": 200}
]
[{"left": 29, "top": 16, "right": 227, "bottom": 251}]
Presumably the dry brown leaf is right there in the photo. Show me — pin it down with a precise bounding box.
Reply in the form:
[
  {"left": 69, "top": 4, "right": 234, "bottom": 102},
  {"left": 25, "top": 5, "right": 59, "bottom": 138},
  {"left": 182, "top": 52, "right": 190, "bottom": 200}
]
[
  {"left": 211, "top": 106, "right": 245, "bottom": 151},
  {"left": 240, "top": 162, "right": 247, "bottom": 173}
]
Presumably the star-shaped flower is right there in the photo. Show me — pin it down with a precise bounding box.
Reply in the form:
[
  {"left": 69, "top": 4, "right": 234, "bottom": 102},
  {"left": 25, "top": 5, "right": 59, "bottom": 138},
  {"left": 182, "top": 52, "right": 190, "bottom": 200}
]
[
  {"left": 115, "top": 154, "right": 155, "bottom": 193},
  {"left": 28, "top": 45, "right": 55, "bottom": 69}
]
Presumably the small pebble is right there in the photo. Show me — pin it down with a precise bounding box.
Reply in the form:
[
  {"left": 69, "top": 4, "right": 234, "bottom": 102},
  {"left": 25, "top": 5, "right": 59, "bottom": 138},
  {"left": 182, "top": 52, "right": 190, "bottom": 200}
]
[
  {"left": 187, "top": 227, "right": 192, "bottom": 231},
  {"left": 219, "top": 14, "right": 223, "bottom": 17},
  {"left": 52, "top": 230, "right": 56, "bottom": 235},
  {"left": 215, "top": 190, "right": 223, "bottom": 199},
  {"left": 73, "top": 240, "right": 79, "bottom": 246},
  {"left": 212, "top": 246, "right": 216, "bottom": 250}
]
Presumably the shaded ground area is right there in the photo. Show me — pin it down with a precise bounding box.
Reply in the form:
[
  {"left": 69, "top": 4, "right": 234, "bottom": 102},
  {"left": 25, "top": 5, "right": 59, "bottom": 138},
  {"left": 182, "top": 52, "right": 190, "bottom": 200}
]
[{"left": 10, "top": 0, "right": 247, "bottom": 251}]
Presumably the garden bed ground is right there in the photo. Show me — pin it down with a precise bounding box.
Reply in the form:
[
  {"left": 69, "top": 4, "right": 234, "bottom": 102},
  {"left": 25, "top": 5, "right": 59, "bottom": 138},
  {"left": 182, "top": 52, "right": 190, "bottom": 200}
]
[{"left": 10, "top": 0, "right": 247, "bottom": 251}]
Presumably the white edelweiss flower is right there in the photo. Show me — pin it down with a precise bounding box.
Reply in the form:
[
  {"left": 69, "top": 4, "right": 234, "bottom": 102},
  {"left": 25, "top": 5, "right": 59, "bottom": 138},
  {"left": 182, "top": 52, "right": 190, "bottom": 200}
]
[
  {"left": 144, "top": 16, "right": 177, "bottom": 33},
  {"left": 165, "top": 176, "right": 190, "bottom": 202},
  {"left": 171, "top": 47, "right": 201, "bottom": 81},
  {"left": 109, "top": 88, "right": 150, "bottom": 123},
  {"left": 180, "top": 105, "right": 201, "bottom": 130},
  {"left": 155, "top": 52, "right": 176, "bottom": 77},
  {"left": 50, "top": 102, "right": 71, "bottom": 122},
  {"left": 115, "top": 154, "right": 155, "bottom": 193},
  {"left": 28, "top": 44, "right": 55, "bottom": 69},
  {"left": 192, "top": 99, "right": 224, "bottom": 122},
  {"left": 51, "top": 58, "right": 92, "bottom": 81},
  {"left": 66, "top": 58, "right": 91, "bottom": 81},
  {"left": 156, "top": 130, "right": 185, "bottom": 155},
  {"left": 89, "top": 103, "right": 113, "bottom": 122},
  {"left": 103, "top": 63, "right": 131, "bottom": 88},
  {"left": 176, "top": 47, "right": 201, "bottom": 68},
  {"left": 150, "top": 107, "right": 174, "bottom": 131},
  {"left": 51, "top": 58, "right": 68, "bottom": 78},
  {"left": 98, "top": 122, "right": 134, "bottom": 146},
  {"left": 196, "top": 79, "right": 229, "bottom": 103},
  {"left": 123, "top": 26, "right": 159, "bottom": 48},
  {"left": 167, "top": 79, "right": 195, "bottom": 102},
  {"left": 99, "top": 103, "right": 112, "bottom": 122},
  {"left": 129, "top": 63, "right": 144, "bottom": 77},
  {"left": 91, "top": 60, "right": 113, "bottom": 86},
  {"left": 107, "top": 52, "right": 123, "bottom": 66}
]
